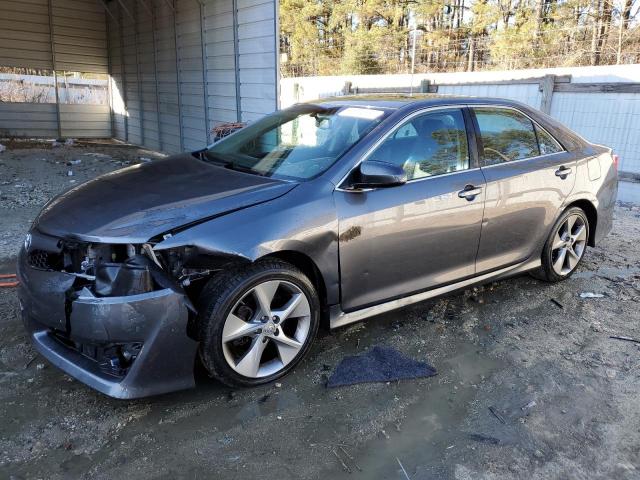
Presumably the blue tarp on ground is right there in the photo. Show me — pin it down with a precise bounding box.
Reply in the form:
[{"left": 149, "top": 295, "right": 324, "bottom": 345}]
[{"left": 327, "top": 346, "right": 437, "bottom": 388}]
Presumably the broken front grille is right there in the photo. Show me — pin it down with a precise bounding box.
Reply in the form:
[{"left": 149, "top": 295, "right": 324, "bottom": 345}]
[
  {"left": 50, "top": 331, "right": 142, "bottom": 378},
  {"left": 27, "top": 249, "right": 64, "bottom": 270}
]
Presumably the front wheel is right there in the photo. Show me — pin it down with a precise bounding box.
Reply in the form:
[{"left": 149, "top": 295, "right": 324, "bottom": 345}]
[
  {"left": 197, "top": 259, "right": 320, "bottom": 387},
  {"left": 534, "top": 206, "right": 590, "bottom": 282}
]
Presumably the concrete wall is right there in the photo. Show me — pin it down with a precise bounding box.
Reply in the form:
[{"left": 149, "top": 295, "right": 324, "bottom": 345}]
[{"left": 282, "top": 64, "right": 640, "bottom": 175}]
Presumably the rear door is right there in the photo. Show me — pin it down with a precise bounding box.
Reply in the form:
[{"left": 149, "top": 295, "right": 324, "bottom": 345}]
[
  {"left": 335, "top": 107, "right": 486, "bottom": 311},
  {"left": 471, "top": 106, "right": 576, "bottom": 273}
]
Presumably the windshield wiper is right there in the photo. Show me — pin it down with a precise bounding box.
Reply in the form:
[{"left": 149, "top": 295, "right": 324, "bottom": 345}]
[
  {"left": 223, "top": 163, "right": 266, "bottom": 176},
  {"left": 201, "top": 150, "right": 228, "bottom": 165},
  {"left": 202, "top": 150, "right": 266, "bottom": 176}
]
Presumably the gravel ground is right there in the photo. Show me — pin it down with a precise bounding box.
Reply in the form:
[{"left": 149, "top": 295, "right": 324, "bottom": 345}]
[
  {"left": 0, "top": 139, "right": 165, "bottom": 260},
  {"left": 1, "top": 141, "right": 639, "bottom": 479}
]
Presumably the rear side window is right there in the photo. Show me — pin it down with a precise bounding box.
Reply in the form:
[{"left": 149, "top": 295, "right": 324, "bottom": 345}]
[
  {"left": 474, "top": 108, "right": 540, "bottom": 165},
  {"left": 535, "top": 125, "right": 564, "bottom": 155}
]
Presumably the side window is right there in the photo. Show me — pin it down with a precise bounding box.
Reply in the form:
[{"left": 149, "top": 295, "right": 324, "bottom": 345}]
[
  {"left": 395, "top": 123, "right": 417, "bottom": 138},
  {"left": 474, "top": 108, "right": 540, "bottom": 165},
  {"left": 535, "top": 125, "right": 564, "bottom": 155},
  {"left": 368, "top": 109, "right": 470, "bottom": 181}
]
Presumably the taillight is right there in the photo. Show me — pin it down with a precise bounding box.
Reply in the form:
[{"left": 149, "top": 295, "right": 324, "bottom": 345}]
[{"left": 612, "top": 153, "right": 619, "bottom": 170}]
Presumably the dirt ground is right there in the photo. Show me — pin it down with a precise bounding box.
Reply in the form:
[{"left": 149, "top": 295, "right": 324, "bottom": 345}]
[{"left": 1, "top": 141, "right": 639, "bottom": 480}]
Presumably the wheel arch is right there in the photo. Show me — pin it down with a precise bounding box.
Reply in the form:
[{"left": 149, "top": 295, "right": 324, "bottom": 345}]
[
  {"left": 564, "top": 199, "right": 598, "bottom": 247},
  {"left": 260, "top": 250, "right": 330, "bottom": 326}
]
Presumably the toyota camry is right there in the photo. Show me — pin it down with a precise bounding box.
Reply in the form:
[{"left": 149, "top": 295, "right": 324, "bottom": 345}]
[{"left": 17, "top": 95, "right": 617, "bottom": 398}]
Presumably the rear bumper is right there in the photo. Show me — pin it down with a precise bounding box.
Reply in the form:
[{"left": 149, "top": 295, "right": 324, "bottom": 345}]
[{"left": 17, "top": 248, "right": 198, "bottom": 399}]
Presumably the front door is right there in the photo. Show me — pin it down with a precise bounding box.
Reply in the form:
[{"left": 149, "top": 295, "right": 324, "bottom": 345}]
[
  {"left": 470, "top": 106, "right": 577, "bottom": 273},
  {"left": 335, "top": 107, "right": 486, "bottom": 312}
]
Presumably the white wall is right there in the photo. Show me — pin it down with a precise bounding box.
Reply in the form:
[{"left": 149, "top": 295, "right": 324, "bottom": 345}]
[{"left": 282, "top": 64, "right": 640, "bottom": 174}]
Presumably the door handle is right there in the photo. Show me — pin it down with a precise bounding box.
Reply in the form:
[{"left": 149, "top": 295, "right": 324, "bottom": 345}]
[
  {"left": 458, "top": 185, "right": 482, "bottom": 201},
  {"left": 555, "top": 166, "right": 572, "bottom": 178}
]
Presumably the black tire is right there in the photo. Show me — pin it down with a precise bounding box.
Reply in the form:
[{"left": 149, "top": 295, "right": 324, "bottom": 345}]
[
  {"left": 197, "top": 259, "right": 320, "bottom": 387},
  {"left": 532, "top": 206, "right": 590, "bottom": 282}
]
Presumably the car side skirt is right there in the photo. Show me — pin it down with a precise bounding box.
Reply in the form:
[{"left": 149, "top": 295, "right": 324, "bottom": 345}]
[{"left": 329, "top": 258, "right": 541, "bottom": 329}]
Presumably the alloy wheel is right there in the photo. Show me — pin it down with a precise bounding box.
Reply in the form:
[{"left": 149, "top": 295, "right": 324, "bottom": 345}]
[
  {"left": 221, "top": 280, "right": 312, "bottom": 378},
  {"left": 551, "top": 213, "right": 587, "bottom": 276}
]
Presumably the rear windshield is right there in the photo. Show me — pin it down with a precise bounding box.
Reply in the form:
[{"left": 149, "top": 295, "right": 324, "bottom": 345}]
[{"left": 205, "top": 104, "right": 389, "bottom": 181}]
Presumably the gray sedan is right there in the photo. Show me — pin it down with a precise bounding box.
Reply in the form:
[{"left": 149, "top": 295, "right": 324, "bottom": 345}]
[{"left": 17, "top": 95, "right": 618, "bottom": 398}]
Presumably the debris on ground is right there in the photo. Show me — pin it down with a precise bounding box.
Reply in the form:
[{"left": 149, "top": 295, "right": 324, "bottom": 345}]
[
  {"left": 579, "top": 292, "right": 605, "bottom": 298},
  {"left": 609, "top": 335, "right": 640, "bottom": 344},
  {"left": 468, "top": 433, "right": 501, "bottom": 445},
  {"left": 521, "top": 400, "right": 537, "bottom": 412},
  {"left": 67, "top": 170, "right": 74, "bottom": 176},
  {"left": 327, "top": 345, "right": 437, "bottom": 387},
  {"left": 0, "top": 144, "right": 5, "bottom": 153},
  {"left": 489, "top": 405, "right": 507, "bottom": 424},
  {"left": 64, "top": 138, "right": 75, "bottom": 146},
  {"left": 332, "top": 449, "right": 351, "bottom": 473},
  {"left": 396, "top": 457, "right": 411, "bottom": 480},
  {"left": 139, "top": 157, "right": 152, "bottom": 163},
  {"left": 0, "top": 273, "right": 18, "bottom": 288},
  {"left": 66, "top": 159, "right": 81, "bottom": 166},
  {"left": 339, "top": 446, "right": 362, "bottom": 472},
  {"left": 212, "top": 122, "right": 246, "bottom": 141},
  {"left": 24, "top": 356, "right": 37, "bottom": 369},
  {"left": 550, "top": 298, "right": 564, "bottom": 309}
]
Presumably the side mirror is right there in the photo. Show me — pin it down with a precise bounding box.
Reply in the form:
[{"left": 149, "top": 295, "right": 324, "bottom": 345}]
[{"left": 351, "top": 160, "right": 407, "bottom": 189}]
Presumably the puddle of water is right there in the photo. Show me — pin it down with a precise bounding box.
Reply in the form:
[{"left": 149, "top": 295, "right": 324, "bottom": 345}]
[
  {"left": 235, "top": 390, "right": 301, "bottom": 423},
  {"left": 324, "top": 342, "right": 503, "bottom": 479}
]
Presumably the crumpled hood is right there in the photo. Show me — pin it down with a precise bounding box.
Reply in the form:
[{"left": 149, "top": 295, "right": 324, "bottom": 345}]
[{"left": 34, "top": 154, "right": 297, "bottom": 243}]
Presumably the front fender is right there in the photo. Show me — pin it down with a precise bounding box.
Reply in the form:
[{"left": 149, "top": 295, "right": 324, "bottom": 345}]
[{"left": 153, "top": 181, "right": 341, "bottom": 305}]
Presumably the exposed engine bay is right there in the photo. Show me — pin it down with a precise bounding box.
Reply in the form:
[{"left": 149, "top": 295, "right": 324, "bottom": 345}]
[
  {"left": 20, "top": 234, "right": 226, "bottom": 382},
  {"left": 26, "top": 237, "right": 216, "bottom": 306}
]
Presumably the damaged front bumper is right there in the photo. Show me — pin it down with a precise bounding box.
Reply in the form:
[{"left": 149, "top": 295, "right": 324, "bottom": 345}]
[{"left": 17, "top": 239, "right": 199, "bottom": 399}]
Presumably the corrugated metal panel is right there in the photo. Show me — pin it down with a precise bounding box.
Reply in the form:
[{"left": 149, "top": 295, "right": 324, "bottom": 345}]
[
  {"left": 176, "top": 0, "right": 207, "bottom": 151},
  {"left": 0, "top": 102, "right": 110, "bottom": 138},
  {"left": 0, "top": 0, "right": 108, "bottom": 73},
  {"left": 0, "top": 102, "right": 58, "bottom": 137},
  {"left": 106, "top": 0, "right": 278, "bottom": 153},
  {"left": 204, "top": 0, "right": 238, "bottom": 126},
  {"left": 0, "top": 0, "right": 111, "bottom": 138},
  {"left": 120, "top": 1, "right": 144, "bottom": 146},
  {"left": 154, "top": 0, "right": 182, "bottom": 154},
  {"left": 60, "top": 103, "right": 111, "bottom": 137},
  {"left": 107, "top": 2, "right": 126, "bottom": 141},
  {"left": 0, "top": 0, "right": 52, "bottom": 70},
  {"left": 52, "top": 0, "right": 108, "bottom": 74},
  {"left": 135, "top": 0, "right": 160, "bottom": 151},
  {"left": 236, "top": 0, "right": 277, "bottom": 121}
]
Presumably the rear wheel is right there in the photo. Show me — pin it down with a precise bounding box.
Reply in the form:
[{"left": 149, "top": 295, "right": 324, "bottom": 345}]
[
  {"left": 534, "top": 206, "right": 589, "bottom": 282},
  {"left": 197, "top": 259, "right": 320, "bottom": 387}
]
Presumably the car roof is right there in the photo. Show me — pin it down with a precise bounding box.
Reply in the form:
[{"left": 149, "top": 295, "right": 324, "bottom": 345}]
[
  {"left": 309, "top": 94, "right": 525, "bottom": 110},
  {"left": 305, "top": 93, "right": 590, "bottom": 151}
]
